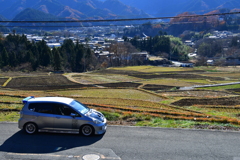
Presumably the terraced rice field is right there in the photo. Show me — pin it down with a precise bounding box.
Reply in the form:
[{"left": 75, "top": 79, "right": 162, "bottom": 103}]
[{"left": 0, "top": 66, "right": 239, "bottom": 129}]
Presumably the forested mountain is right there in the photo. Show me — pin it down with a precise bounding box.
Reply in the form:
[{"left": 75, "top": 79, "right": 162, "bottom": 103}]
[
  {"left": 118, "top": 0, "right": 240, "bottom": 16},
  {"left": 0, "top": 0, "right": 239, "bottom": 22},
  {"left": 12, "top": 8, "right": 60, "bottom": 21},
  {"left": 0, "top": 0, "right": 149, "bottom": 20}
]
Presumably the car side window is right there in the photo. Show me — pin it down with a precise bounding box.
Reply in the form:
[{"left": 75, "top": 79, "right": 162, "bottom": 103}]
[
  {"left": 28, "top": 103, "right": 53, "bottom": 114},
  {"left": 53, "top": 104, "right": 80, "bottom": 117}
]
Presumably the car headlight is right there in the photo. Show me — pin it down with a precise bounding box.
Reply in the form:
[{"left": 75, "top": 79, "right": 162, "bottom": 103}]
[{"left": 93, "top": 119, "right": 102, "bottom": 124}]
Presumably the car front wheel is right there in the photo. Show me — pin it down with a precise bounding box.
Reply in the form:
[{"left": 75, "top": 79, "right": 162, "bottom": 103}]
[
  {"left": 24, "top": 123, "right": 38, "bottom": 134},
  {"left": 81, "top": 125, "right": 94, "bottom": 136}
]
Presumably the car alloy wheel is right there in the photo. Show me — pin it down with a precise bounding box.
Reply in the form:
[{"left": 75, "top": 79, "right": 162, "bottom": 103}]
[
  {"left": 81, "top": 125, "right": 93, "bottom": 136},
  {"left": 25, "top": 123, "right": 37, "bottom": 134}
]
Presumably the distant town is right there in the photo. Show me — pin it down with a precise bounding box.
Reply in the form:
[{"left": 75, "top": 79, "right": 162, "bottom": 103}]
[{"left": 7, "top": 25, "right": 240, "bottom": 65}]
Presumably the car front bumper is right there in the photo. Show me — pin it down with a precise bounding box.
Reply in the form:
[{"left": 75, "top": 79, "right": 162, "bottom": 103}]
[{"left": 95, "top": 123, "right": 107, "bottom": 135}]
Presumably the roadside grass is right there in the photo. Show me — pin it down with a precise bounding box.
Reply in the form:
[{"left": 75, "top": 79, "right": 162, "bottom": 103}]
[
  {"left": 0, "top": 112, "right": 19, "bottom": 122},
  {"left": 136, "top": 118, "right": 197, "bottom": 128},
  {"left": 136, "top": 118, "right": 240, "bottom": 129},
  {"left": 100, "top": 111, "right": 121, "bottom": 121},
  {"left": 180, "top": 105, "right": 240, "bottom": 120},
  {"left": 205, "top": 111, "right": 239, "bottom": 119}
]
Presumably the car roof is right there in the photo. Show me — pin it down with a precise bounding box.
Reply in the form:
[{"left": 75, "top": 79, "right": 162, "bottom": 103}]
[{"left": 26, "top": 97, "right": 74, "bottom": 105}]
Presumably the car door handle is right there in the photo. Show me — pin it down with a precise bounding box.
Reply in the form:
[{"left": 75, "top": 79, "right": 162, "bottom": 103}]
[{"left": 56, "top": 117, "right": 61, "bottom": 119}]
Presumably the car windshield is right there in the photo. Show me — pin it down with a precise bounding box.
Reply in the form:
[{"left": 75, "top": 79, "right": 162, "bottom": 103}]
[{"left": 70, "top": 100, "right": 90, "bottom": 114}]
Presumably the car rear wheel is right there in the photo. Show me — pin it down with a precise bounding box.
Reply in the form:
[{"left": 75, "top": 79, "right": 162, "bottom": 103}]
[
  {"left": 24, "top": 123, "right": 38, "bottom": 134},
  {"left": 81, "top": 125, "right": 94, "bottom": 136}
]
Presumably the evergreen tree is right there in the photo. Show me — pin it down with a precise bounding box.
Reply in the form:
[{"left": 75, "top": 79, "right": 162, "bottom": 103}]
[
  {"left": 75, "top": 42, "right": 84, "bottom": 72},
  {"left": 9, "top": 51, "right": 17, "bottom": 67},
  {"left": 2, "top": 47, "right": 9, "bottom": 66},
  {"left": 37, "top": 40, "right": 52, "bottom": 66},
  {"left": 0, "top": 52, "right": 2, "bottom": 67},
  {"left": 25, "top": 51, "right": 33, "bottom": 63},
  {"left": 60, "top": 39, "right": 75, "bottom": 71},
  {"left": 84, "top": 48, "right": 92, "bottom": 71},
  {"left": 52, "top": 47, "right": 62, "bottom": 71}
]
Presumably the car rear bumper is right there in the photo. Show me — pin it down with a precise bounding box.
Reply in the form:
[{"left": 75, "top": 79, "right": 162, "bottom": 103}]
[{"left": 18, "top": 118, "right": 24, "bottom": 130}]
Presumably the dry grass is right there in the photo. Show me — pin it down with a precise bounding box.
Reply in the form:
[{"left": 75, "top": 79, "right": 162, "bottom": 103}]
[
  {"left": 72, "top": 73, "right": 142, "bottom": 84},
  {"left": 110, "top": 66, "right": 196, "bottom": 72},
  {"left": 139, "top": 79, "right": 194, "bottom": 86},
  {"left": 52, "top": 89, "right": 163, "bottom": 102}
]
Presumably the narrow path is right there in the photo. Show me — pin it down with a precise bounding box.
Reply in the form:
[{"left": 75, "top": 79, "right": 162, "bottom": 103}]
[
  {"left": 63, "top": 73, "right": 83, "bottom": 84},
  {"left": 64, "top": 73, "right": 105, "bottom": 88},
  {"left": 2, "top": 77, "right": 12, "bottom": 87}
]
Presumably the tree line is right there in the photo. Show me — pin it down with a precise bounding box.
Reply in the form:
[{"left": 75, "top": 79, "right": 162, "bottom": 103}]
[
  {"left": 0, "top": 34, "right": 97, "bottom": 72},
  {"left": 124, "top": 32, "right": 190, "bottom": 61}
]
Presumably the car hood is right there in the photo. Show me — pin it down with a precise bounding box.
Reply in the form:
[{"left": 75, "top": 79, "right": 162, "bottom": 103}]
[{"left": 88, "top": 109, "right": 105, "bottom": 122}]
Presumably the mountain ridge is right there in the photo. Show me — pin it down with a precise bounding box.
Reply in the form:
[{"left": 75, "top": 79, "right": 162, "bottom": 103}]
[
  {"left": 0, "top": 0, "right": 239, "bottom": 22},
  {"left": 0, "top": 0, "right": 149, "bottom": 20},
  {"left": 118, "top": 0, "right": 240, "bottom": 16}
]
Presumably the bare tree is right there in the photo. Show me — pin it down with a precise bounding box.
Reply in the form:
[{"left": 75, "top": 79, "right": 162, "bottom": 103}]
[{"left": 107, "top": 42, "right": 138, "bottom": 66}]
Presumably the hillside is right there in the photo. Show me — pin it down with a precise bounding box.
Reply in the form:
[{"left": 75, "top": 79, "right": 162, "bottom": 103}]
[
  {"left": 9, "top": 8, "right": 83, "bottom": 30},
  {"left": 12, "top": 8, "right": 60, "bottom": 21},
  {"left": 0, "top": 0, "right": 239, "bottom": 21},
  {"left": 0, "top": 0, "right": 149, "bottom": 20},
  {"left": 118, "top": 0, "right": 240, "bottom": 16}
]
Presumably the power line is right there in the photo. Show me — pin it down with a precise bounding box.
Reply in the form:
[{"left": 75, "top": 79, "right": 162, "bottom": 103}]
[{"left": 1, "top": 12, "right": 240, "bottom": 23}]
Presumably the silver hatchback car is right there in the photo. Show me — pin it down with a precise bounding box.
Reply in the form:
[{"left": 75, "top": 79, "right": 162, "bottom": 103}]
[{"left": 18, "top": 96, "right": 107, "bottom": 136}]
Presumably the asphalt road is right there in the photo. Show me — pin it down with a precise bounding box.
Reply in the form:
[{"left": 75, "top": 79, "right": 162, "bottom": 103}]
[{"left": 0, "top": 123, "right": 240, "bottom": 160}]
